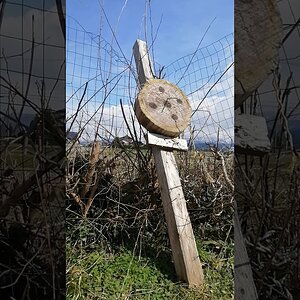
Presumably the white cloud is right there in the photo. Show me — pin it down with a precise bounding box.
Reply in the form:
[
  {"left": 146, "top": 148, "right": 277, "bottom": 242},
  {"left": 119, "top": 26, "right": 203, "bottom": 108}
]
[{"left": 66, "top": 29, "right": 234, "bottom": 146}]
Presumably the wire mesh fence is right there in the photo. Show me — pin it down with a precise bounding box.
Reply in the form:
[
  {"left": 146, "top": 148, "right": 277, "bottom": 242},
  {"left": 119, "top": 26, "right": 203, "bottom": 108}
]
[
  {"left": 238, "top": 0, "right": 300, "bottom": 152},
  {"left": 235, "top": 0, "right": 300, "bottom": 297},
  {"left": 165, "top": 34, "right": 234, "bottom": 147},
  {"left": 66, "top": 16, "right": 234, "bottom": 148},
  {"left": 0, "top": 1, "right": 65, "bottom": 138},
  {"left": 0, "top": 1, "right": 65, "bottom": 298}
]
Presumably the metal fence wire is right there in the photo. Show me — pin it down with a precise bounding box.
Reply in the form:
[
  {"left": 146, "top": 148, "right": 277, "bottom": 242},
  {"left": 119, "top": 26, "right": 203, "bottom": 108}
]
[
  {"left": 0, "top": 1, "right": 65, "bottom": 298},
  {"left": 66, "top": 17, "right": 234, "bottom": 148}
]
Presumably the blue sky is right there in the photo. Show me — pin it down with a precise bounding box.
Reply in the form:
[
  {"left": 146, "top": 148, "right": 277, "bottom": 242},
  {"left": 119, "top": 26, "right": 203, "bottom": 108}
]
[
  {"left": 67, "top": 0, "right": 233, "bottom": 65},
  {"left": 66, "top": 1, "right": 234, "bottom": 144}
]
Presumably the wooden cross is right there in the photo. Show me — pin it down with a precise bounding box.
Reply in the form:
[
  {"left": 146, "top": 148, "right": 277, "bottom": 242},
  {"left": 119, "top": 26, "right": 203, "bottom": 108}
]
[{"left": 133, "top": 39, "right": 204, "bottom": 287}]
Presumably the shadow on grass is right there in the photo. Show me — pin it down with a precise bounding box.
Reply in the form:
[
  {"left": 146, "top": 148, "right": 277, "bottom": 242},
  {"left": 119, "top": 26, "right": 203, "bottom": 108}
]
[{"left": 114, "top": 240, "right": 178, "bottom": 283}]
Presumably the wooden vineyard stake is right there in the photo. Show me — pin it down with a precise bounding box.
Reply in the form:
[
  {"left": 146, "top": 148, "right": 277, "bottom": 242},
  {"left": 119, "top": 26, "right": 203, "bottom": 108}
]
[
  {"left": 133, "top": 39, "right": 204, "bottom": 287},
  {"left": 235, "top": 113, "right": 271, "bottom": 155},
  {"left": 234, "top": 203, "right": 258, "bottom": 299}
]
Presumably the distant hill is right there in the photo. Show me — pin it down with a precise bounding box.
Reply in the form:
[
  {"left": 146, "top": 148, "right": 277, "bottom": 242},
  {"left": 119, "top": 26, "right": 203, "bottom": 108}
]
[{"left": 193, "top": 140, "right": 233, "bottom": 150}]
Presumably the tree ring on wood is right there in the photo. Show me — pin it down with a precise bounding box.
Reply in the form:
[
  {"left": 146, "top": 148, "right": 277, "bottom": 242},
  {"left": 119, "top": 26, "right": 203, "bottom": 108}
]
[
  {"left": 235, "top": 0, "right": 282, "bottom": 109},
  {"left": 134, "top": 79, "right": 192, "bottom": 137}
]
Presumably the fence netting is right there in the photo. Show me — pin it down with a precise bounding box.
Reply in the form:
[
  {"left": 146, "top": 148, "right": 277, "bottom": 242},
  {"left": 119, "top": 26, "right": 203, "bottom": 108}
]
[
  {"left": 0, "top": 1, "right": 65, "bottom": 298},
  {"left": 67, "top": 17, "right": 233, "bottom": 148}
]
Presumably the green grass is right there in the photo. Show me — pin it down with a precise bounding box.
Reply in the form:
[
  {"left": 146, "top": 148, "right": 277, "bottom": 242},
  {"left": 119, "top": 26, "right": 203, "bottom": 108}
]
[
  {"left": 66, "top": 146, "right": 234, "bottom": 299},
  {"left": 67, "top": 241, "right": 233, "bottom": 300}
]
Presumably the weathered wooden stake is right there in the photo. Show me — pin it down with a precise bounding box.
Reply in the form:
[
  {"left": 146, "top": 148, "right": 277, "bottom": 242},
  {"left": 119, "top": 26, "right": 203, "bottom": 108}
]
[
  {"left": 133, "top": 39, "right": 204, "bottom": 287},
  {"left": 235, "top": 113, "right": 271, "bottom": 155},
  {"left": 234, "top": 203, "right": 258, "bottom": 299}
]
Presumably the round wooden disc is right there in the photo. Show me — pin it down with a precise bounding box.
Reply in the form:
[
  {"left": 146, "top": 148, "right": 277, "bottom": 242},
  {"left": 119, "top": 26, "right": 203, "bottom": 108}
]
[
  {"left": 235, "top": 0, "right": 282, "bottom": 109},
  {"left": 134, "top": 79, "right": 192, "bottom": 137}
]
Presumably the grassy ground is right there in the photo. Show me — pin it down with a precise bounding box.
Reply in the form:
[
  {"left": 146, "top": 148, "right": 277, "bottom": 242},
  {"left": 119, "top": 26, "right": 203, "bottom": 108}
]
[
  {"left": 67, "top": 240, "right": 233, "bottom": 300},
  {"left": 66, "top": 145, "right": 234, "bottom": 299}
]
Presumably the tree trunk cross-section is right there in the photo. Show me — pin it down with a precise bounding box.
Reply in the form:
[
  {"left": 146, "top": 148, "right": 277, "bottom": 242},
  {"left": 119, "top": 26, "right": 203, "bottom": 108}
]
[
  {"left": 235, "top": 0, "right": 282, "bottom": 109},
  {"left": 134, "top": 79, "right": 192, "bottom": 137}
]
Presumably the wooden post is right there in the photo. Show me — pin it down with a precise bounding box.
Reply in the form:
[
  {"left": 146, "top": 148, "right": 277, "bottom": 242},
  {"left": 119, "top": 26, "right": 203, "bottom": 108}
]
[
  {"left": 234, "top": 203, "right": 258, "bottom": 299},
  {"left": 133, "top": 39, "right": 154, "bottom": 87},
  {"left": 133, "top": 39, "right": 204, "bottom": 287},
  {"left": 235, "top": 113, "right": 271, "bottom": 155}
]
